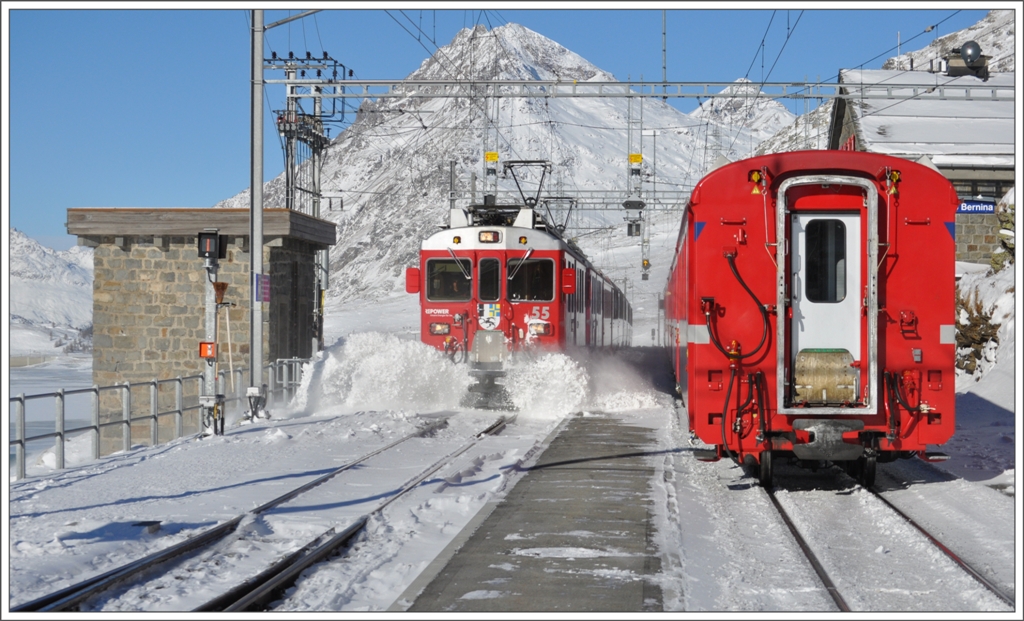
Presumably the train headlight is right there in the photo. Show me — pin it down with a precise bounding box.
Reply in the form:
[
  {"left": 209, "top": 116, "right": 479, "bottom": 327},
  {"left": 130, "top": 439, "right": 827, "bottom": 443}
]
[
  {"left": 429, "top": 322, "right": 451, "bottom": 335},
  {"left": 479, "top": 231, "right": 500, "bottom": 243},
  {"left": 529, "top": 322, "right": 552, "bottom": 336}
]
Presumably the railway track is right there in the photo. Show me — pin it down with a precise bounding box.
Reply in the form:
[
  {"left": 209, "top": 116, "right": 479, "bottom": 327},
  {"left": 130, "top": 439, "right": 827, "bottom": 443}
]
[
  {"left": 12, "top": 414, "right": 514, "bottom": 612},
  {"left": 765, "top": 469, "right": 1014, "bottom": 612}
]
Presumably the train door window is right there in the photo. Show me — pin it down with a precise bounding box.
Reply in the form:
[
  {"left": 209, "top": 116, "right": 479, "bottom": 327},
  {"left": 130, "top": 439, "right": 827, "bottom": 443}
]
[
  {"left": 479, "top": 258, "right": 500, "bottom": 301},
  {"left": 507, "top": 258, "right": 554, "bottom": 301},
  {"left": 805, "top": 219, "right": 847, "bottom": 303},
  {"left": 426, "top": 258, "right": 472, "bottom": 301}
]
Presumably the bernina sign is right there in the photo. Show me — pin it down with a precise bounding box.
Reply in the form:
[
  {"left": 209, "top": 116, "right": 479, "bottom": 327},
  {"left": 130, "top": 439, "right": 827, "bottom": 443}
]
[{"left": 957, "top": 200, "right": 996, "bottom": 214}]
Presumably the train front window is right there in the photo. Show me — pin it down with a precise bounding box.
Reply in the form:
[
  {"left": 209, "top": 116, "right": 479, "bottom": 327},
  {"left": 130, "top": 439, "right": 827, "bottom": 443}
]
[
  {"left": 805, "top": 219, "right": 846, "bottom": 303},
  {"left": 479, "top": 258, "right": 500, "bottom": 301},
  {"left": 507, "top": 258, "right": 554, "bottom": 301},
  {"left": 426, "top": 259, "right": 472, "bottom": 301}
]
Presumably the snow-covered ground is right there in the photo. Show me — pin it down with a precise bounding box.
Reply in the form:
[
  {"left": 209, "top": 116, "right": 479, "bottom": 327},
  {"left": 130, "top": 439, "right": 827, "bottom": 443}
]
[{"left": 6, "top": 258, "right": 1017, "bottom": 611}]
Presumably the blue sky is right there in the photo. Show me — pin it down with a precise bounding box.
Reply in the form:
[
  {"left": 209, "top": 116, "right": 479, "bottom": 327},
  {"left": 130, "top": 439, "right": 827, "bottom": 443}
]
[{"left": 4, "top": 6, "right": 993, "bottom": 250}]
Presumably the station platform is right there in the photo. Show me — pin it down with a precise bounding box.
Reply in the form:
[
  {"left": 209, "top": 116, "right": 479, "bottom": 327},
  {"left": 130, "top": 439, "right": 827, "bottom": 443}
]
[{"left": 393, "top": 412, "right": 663, "bottom": 612}]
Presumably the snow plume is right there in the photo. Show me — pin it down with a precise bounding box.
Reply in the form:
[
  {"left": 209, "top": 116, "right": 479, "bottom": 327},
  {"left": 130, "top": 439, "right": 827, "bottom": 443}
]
[
  {"left": 505, "top": 352, "right": 589, "bottom": 418},
  {"left": 288, "top": 332, "right": 473, "bottom": 415}
]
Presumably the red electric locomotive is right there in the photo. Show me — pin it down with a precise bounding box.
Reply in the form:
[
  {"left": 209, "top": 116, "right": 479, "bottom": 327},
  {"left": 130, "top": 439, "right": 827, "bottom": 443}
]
[
  {"left": 407, "top": 161, "right": 632, "bottom": 408},
  {"left": 664, "top": 150, "right": 957, "bottom": 486}
]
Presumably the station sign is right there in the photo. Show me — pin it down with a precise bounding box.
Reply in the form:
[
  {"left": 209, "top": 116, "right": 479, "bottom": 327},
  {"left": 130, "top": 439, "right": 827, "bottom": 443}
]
[
  {"left": 957, "top": 200, "right": 995, "bottom": 214},
  {"left": 254, "top": 273, "right": 271, "bottom": 302}
]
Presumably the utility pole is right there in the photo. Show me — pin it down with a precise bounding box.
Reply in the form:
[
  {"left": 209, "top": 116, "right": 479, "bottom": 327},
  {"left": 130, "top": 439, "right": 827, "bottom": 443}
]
[
  {"left": 641, "top": 129, "right": 658, "bottom": 281},
  {"left": 249, "top": 9, "right": 265, "bottom": 418},
  {"left": 249, "top": 9, "right": 320, "bottom": 418}
]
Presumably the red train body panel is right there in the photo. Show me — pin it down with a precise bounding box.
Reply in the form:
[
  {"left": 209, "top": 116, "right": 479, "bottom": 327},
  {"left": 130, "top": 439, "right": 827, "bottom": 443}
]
[{"left": 664, "top": 151, "right": 957, "bottom": 485}]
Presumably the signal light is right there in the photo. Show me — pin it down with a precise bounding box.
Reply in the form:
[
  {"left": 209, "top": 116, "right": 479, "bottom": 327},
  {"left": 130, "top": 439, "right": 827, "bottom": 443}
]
[
  {"left": 748, "top": 170, "right": 762, "bottom": 183},
  {"left": 453, "top": 236, "right": 461, "bottom": 244},
  {"left": 519, "top": 236, "right": 528, "bottom": 245},
  {"left": 479, "top": 231, "right": 500, "bottom": 243},
  {"left": 429, "top": 323, "right": 451, "bottom": 335}
]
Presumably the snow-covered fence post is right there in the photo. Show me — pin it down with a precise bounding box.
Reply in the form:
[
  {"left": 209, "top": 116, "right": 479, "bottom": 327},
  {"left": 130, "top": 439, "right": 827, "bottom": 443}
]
[
  {"left": 55, "top": 389, "right": 65, "bottom": 471},
  {"left": 91, "top": 385, "right": 100, "bottom": 461},
  {"left": 122, "top": 382, "right": 132, "bottom": 454},
  {"left": 150, "top": 380, "right": 158, "bottom": 447},
  {"left": 14, "top": 394, "right": 26, "bottom": 480},
  {"left": 175, "top": 377, "right": 183, "bottom": 439}
]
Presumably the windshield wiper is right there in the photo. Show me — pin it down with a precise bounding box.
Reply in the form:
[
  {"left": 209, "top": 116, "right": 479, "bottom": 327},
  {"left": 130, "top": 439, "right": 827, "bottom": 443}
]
[
  {"left": 507, "top": 248, "right": 534, "bottom": 281},
  {"left": 447, "top": 248, "right": 472, "bottom": 280}
]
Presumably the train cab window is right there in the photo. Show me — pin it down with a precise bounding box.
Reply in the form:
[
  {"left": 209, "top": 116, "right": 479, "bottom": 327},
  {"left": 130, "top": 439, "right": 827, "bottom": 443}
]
[
  {"left": 507, "top": 258, "right": 554, "bottom": 301},
  {"left": 479, "top": 258, "right": 500, "bottom": 302},
  {"left": 426, "top": 258, "right": 472, "bottom": 301},
  {"left": 805, "top": 219, "right": 847, "bottom": 303}
]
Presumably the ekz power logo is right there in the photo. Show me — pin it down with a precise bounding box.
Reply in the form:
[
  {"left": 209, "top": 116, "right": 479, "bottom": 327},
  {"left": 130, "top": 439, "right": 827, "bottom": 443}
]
[{"left": 425, "top": 308, "right": 450, "bottom": 316}]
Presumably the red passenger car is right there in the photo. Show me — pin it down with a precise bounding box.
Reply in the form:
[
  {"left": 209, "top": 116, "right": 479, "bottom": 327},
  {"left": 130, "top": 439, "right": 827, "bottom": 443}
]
[
  {"left": 664, "top": 151, "right": 957, "bottom": 486},
  {"left": 407, "top": 165, "right": 631, "bottom": 408}
]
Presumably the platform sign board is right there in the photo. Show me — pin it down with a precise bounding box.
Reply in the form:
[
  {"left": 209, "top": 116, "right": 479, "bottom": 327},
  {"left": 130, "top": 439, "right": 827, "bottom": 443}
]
[
  {"left": 253, "top": 274, "right": 271, "bottom": 302},
  {"left": 958, "top": 200, "right": 996, "bottom": 214}
]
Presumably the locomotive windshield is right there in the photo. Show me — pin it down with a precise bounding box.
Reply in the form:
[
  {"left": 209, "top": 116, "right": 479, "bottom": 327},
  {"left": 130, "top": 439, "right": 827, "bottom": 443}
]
[
  {"left": 426, "top": 258, "right": 472, "bottom": 301},
  {"left": 805, "top": 219, "right": 847, "bottom": 303},
  {"left": 507, "top": 258, "right": 554, "bottom": 301}
]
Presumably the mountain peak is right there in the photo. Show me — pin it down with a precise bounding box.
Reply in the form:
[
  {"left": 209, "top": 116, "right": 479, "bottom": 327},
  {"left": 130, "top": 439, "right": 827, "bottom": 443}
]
[{"left": 409, "top": 22, "right": 614, "bottom": 83}]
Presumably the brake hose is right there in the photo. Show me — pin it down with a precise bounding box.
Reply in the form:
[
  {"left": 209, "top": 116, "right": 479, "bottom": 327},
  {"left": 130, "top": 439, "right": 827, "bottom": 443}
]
[{"left": 704, "top": 253, "right": 770, "bottom": 361}]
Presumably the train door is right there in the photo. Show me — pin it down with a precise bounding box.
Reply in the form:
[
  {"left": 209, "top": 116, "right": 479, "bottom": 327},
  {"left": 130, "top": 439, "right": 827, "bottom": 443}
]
[
  {"left": 791, "top": 212, "right": 861, "bottom": 404},
  {"left": 777, "top": 176, "right": 879, "bottom": 414}
]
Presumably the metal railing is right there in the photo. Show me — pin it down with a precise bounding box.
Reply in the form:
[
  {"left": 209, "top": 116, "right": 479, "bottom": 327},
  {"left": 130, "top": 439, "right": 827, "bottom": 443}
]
[{"left": 9, "top": 358, "right": 308, "bottom": 481}]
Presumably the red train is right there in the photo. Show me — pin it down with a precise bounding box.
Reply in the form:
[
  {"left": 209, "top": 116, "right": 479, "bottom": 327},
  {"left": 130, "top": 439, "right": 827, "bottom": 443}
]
[
  {"left": 664, "top": 150, "right": 957, "bottom": 486},
  {"left": 407, "top": 162, "right": 631, "bottom": 408}
]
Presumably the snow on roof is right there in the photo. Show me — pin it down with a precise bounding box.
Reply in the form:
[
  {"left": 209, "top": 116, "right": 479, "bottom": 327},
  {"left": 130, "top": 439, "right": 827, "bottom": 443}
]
[{"left": 840, "top": 69, "right": 1015, "bottom": 168}]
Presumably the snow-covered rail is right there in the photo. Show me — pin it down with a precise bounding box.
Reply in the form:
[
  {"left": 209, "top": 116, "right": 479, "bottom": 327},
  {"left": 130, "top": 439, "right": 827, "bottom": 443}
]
[
  {"left": 764, "top": 469, "right": 1014, "bottom": 612},
  {"left": 866, "top": 487, "right": 1014, "bottom": 608},
  {"left": 11, "top": 414, "right": 512, "bottom": 612}
]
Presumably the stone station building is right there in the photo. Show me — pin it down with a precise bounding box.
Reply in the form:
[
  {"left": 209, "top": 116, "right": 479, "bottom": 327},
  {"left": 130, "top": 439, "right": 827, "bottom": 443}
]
[{"left": 67, "top": 208, "right": 336, "bottom": 451}]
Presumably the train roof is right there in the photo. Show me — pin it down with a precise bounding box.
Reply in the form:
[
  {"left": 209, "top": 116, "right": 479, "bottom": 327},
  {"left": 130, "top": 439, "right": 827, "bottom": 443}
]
[{"left": 692, "top": 150, "right": 952, "bottom": 197}]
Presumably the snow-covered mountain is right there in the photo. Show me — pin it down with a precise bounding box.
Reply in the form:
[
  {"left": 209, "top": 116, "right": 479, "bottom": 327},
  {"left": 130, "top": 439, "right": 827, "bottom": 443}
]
[
  {"left": 215, "top": 23, "right": 794, "bottom": 303},
  {"left": 689, "top": 78, "right": 796, "bottom": 157},
  {"left": 884, "top": 9, "right": 1015, "bottom": 73},
  {"left": 8, "top": 229, "right": 93, "bottom": 356},
  {"left": 752, "top": 99, "right": 833, "bottom": 156},
  {"left": 8, "top": 229, "right": 93, "bottom": 329}
]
